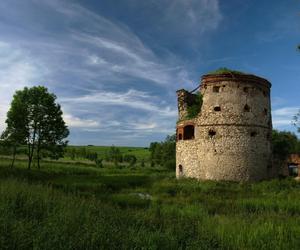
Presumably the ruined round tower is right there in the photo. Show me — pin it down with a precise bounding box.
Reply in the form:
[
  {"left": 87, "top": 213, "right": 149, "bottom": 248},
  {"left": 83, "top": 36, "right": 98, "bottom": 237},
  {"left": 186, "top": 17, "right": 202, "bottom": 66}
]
[{"left": 176, "top": 72, "right": 273, "bottom": 181}]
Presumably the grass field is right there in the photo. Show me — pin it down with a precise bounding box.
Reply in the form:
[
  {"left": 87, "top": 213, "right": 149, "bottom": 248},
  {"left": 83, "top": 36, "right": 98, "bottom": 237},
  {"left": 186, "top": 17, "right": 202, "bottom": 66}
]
[{"left": 0, "top": 156, "right": 299, "bottom": 250}]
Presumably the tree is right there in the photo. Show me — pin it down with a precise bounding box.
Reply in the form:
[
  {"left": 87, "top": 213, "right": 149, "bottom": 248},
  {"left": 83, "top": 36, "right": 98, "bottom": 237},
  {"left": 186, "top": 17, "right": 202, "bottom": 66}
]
[
  {"left": 149, "top": 134, "right": 176, "bottom": 169},
  {"left": 95, "top": 158, "right": 103, "bottom": 168},
  {"left": 2, "top": 86, "right": 69, "bottom": 169},
  {"left": 0, "top": 131, "right": 18, "bottom": 168},
  {"left": 105, "top": 146, "right": 123, "bottom": 165},
  {"left": 293, "top": 109, "right": 300, "bottom": 133},
  {"left": 272, "top": 130, "right": 299, "bottom": 161},
  {"left": 123, "top": 154, "right": 137, "bottom": 167},
  {"left": 1, "top": 88, "right": 29, "bottom": 167},
  {"left": 140, "top": 159, "right": 145, "bottom": 168}
]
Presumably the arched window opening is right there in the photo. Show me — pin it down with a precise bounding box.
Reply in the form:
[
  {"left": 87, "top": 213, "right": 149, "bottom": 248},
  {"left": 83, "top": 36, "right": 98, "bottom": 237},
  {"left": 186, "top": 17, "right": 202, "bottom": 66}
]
[
  {"left": 250, "top": 131, "right": 257, "bottom": 137},
  {"left": 213, "top": 86, "right": 220, "bottom": 93},
  {"left": 183, "top": 125, "right": 195, "bottom": 140},
  {"left": 178, "top": 165, "right": 183, "bottom": 174},
  {"left": 244, "top": 104, "right": 250, "bottom": 112},
  {"left": 214, "top": 106, "right": 221, "bottom": 112},
  {"left": 243, "top": 87, "right": 249, "bottom": 93},
  {"left": 264, "top": 108, "right": 268, "bottom": 116},
  {"left": 208, "top": 129, "right": 216, "bottom": 138}
]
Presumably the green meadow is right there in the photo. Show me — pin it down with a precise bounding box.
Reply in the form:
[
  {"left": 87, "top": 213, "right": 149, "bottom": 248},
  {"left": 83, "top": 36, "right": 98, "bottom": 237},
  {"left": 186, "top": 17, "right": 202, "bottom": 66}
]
[{"left": 0, "top": 154, "right": 299, "bottom": 250}]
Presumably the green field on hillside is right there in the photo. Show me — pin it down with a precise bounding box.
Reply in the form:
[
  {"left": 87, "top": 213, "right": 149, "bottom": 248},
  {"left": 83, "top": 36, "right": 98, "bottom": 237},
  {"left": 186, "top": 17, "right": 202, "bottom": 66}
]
[
  {"left": 0, "top": 157, "right": 299, "bottom": 250},
  {"left": 0, "top": 145, "right": 151, "bottom": 166},
  {"left": 67, "top": 145, "right": 151, "bottom": 161}
]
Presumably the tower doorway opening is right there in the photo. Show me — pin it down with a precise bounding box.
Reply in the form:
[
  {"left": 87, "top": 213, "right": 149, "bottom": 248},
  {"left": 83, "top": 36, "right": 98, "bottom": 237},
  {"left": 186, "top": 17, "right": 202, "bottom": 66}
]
[{"left": 178, "top": 165, "right": 183, "bottom": 175}]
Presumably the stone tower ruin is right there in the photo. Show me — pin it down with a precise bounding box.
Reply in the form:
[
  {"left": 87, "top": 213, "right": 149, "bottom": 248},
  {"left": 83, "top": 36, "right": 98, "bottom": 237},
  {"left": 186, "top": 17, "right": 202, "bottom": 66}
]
[{"left": 176, "top": 72, "right": 273, "bottom": 181}]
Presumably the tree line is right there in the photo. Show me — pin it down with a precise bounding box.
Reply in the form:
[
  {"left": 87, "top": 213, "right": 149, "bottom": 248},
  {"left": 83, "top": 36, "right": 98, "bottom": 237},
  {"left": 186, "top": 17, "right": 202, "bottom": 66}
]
[
  {"left": 64, "top": 146, "right": 141, "bottom": 168},
  {"left": 0, "top": 85, "right": 299, "bottom": 171}
]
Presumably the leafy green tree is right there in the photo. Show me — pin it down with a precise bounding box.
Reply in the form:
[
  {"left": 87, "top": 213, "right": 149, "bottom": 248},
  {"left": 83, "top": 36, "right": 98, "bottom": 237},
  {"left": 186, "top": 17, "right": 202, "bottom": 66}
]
[
  {"left": 149, "top": 134, "right": 176, "bottom": 169},
  {"left": 1, "top": 88, "right": 30, "bottom": 167},
  {"left": 2, "top": 86, "right": 69, "bottom": 169},
  {"left": 149, "top": 142, "right": 159, "bottom": 165},
  {"left": 0, "top": 131, "right": 19, "bottom": 168},
  {"left": 123, "top": 154, "right": 137, "bottom": 167},
  {"left": 105, "top": 146, "right": 123, "bottom": 165},
  {"left": 95, "top": 158, "right": 103, "bottom": 168},
  {"left": 272, "top": 130, "right": 299, "bottom": 161}
]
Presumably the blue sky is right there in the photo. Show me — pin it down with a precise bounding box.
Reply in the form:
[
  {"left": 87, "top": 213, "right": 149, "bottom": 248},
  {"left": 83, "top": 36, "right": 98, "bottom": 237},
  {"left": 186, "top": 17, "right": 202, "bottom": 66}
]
[{"left": 0, "top": 0, "right": 299, "bottom": 146}]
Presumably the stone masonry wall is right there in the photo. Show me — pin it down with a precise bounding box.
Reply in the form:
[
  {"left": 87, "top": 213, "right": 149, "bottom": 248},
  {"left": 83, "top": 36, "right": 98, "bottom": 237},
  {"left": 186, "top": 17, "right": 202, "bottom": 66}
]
[{"left": 176, "top": 73, "right": 273, "bottom": 182}]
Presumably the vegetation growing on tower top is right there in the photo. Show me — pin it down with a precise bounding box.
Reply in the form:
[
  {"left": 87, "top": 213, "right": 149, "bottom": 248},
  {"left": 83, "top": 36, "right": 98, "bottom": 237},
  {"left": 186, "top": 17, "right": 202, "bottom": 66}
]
[
  {"left": 186, "top": 93, "right": 202, "bottom": 119},
  {"left": 207, "top": 67, "right": 247, "bottom": 75}
]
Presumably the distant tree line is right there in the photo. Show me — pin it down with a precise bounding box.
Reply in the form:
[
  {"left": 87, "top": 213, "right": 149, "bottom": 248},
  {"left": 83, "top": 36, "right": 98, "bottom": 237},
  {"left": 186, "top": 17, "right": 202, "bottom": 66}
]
[{"left": 64, "top": 146, "right": 141, "bottom": 168}]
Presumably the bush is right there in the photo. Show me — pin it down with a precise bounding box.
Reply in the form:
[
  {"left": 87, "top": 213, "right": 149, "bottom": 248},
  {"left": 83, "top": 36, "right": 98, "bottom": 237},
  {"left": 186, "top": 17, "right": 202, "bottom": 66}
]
[
  {"left": 123, "top": 155, "right": 137, "bottom": 167},
  {"left": 272, "top": 130, "right": 299, "bottom": 160},
  {"left": 207, "top": 67, "right": 246, "bottom": 75},
  {"left": 186, "top": 93, "right": 202, "bottom": 119},
  {"left": 163, "top": 159, "right": 176, "bottom": 171},
  {"left": 95, "top": 159, "right": 103, "bottom": 168},
  {"left": 149, "top": 135, "right": 175, "bottom": 168}
]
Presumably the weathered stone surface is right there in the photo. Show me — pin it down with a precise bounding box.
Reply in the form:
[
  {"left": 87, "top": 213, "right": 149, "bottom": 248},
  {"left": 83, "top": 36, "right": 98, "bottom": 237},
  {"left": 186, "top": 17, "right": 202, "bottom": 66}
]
[{"left": 176, "top": 73, "right": 273, "bottom": 182}]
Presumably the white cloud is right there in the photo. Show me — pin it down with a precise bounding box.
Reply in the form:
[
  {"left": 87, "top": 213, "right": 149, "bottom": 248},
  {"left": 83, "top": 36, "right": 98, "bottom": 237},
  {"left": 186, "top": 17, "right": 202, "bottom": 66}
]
[
  {"left": 61, "top": 89, "right": 177, "bottom": 118},
  {"left": 63, "top": 113, "right": 100, "bottom": 128},
  {"left": 164, "top": 0, "right": 222, "bottom": 32},
  {"left": 134, "top": 122, "right": 157, "bottom": 130},
  {"left": 0, "top": 0, "right": 222, "bottom": 145},
  {"left": 272, "top": 119, "right": 292, "bottom": 126},
  {"left": 272, "top": 107, "right": 299, "bottom": 130},
  {"left": 37, "top": 0, "right": 217, "bottom": 86},
  {"left": 70, "top": 32, "right": 181, "bottom": 86},
  {"left": 0, "top": 41, "right": 44, "bottom": 134},
  {"left": 272, "top": 107, "right": 299, "bottom": 117}
]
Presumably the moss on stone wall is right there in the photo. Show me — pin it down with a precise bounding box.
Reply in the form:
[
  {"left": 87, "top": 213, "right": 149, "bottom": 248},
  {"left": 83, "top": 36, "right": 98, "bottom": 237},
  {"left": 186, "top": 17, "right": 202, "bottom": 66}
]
[
  {"left": 207, "top": 67, "right": 247, "bottom": 75},
  {"left": 186, "top": 93, "right": 202, "bottom": 119}
]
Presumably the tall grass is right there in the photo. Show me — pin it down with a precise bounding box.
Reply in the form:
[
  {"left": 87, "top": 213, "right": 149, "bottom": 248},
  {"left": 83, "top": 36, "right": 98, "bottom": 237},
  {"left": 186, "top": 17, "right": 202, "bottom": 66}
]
[{"left": 0, "top": 159, "right": 299, "bottom": 249}]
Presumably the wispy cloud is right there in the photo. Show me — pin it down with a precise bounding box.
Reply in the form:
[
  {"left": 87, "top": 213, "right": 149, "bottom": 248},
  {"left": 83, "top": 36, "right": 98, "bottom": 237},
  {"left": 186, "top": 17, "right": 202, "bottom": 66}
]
[
  {"left": 164, "top": 0, "right": 222, "bottom": 32},
  {"left": 272, "top": 107, "right": 299, "bottom": 117},
  {"left": 61, "top": 89, "right": 177, "bottom": 118},
  {"left": 72, "top": 32, "right": 177, "bottom": 85},
  {"left": 272, "top": 107, "right": 299, "bottom": 129},
  {"left": 63, "top": 113, "right": 100, "bottom": 128},
  {"left": 0, "top": 0, "right": 222, "bottom": 145},
  {"left": 0, "top": 41, "right": 46, "bottom": 132}
]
